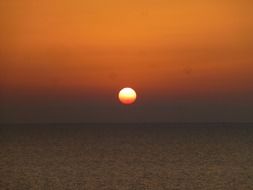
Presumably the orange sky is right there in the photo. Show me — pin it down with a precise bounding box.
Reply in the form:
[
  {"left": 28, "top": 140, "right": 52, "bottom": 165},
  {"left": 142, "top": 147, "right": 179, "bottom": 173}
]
[{"left": 1, "top": 0, "right": 253, "bottom": 122}]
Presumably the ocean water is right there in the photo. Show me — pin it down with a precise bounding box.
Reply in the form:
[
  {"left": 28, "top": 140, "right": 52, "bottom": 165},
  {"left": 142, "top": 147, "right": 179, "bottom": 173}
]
[{"left": 0, "top": 123, "right": 253, "bottom": 190}]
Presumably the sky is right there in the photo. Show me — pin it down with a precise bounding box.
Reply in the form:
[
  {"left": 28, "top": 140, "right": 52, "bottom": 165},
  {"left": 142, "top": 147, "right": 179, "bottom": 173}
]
[{"left": 1, "top": 0, "right": 253, "bottom": 123}]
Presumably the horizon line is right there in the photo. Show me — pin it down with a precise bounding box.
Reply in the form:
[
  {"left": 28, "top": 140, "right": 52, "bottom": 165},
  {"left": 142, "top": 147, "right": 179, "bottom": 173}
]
[{"left": 1, "top": 122, "right": 253, "bottom": 125}]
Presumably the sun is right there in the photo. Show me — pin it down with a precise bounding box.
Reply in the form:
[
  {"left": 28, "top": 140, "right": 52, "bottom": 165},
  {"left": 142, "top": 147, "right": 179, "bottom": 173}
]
[{"left": 118, "top": 87, "right": 137, "bottom": 105}]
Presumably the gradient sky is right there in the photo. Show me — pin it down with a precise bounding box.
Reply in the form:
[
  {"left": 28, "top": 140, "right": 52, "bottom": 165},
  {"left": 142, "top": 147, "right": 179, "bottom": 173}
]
[{"left": 1, "top": 0, "right": 253, "bottom": 123}]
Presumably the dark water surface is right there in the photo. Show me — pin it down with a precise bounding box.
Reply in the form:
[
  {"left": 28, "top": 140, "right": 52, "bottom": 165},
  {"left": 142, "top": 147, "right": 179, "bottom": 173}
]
[{"left": 0, "top": 123, "right": 253, "bottom": 189}]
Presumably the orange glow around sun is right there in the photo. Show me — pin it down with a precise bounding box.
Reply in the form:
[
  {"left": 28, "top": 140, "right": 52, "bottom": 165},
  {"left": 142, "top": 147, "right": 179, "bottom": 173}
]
[
  {"left": 118, "top": 87, "right": 137, "bottom": 105},
  {"left": 1, "top": 0, "right": 253, "bottom": 102}
]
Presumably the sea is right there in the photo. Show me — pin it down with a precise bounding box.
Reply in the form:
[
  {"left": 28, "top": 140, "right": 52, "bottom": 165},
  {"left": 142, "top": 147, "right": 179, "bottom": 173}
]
[{"left": 0, "top": 123, "right": 253, "bottom": 190}]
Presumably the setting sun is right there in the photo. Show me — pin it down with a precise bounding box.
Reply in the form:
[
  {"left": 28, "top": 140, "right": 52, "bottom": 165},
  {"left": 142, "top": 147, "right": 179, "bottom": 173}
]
[{"left": 118, "top": 87, "right": 137, "bottom": 105}]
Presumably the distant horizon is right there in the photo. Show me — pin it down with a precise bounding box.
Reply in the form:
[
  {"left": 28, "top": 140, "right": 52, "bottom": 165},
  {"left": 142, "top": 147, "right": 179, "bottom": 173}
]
[{"left": 1, "top": 121, "right": 253, "bottom": 125}]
